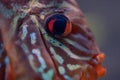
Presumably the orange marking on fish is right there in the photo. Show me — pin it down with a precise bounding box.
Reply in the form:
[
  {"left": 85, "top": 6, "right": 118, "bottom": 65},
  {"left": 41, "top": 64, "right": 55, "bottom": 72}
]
[
  {"left": 94, "top": 64, "right": 106, "bottom": 77},
  {"left": 96, "top": 53, "right": 105, "bottom": 63}
]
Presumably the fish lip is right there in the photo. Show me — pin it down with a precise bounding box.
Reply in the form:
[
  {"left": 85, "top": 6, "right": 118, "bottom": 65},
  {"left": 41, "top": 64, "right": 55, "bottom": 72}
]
[{"left": 89, "top": 53, "right": 106, "bottom": 77}]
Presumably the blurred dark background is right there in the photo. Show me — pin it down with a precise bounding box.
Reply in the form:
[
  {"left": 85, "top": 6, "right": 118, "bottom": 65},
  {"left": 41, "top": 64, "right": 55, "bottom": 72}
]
[{"left": 77, "top": 0, "right": 120, "bottom": 80}]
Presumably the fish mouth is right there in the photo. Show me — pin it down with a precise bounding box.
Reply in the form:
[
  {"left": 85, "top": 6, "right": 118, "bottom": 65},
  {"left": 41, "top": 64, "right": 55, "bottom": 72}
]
[{"left": 90, "top": 53, "right": 106, "bottom": 78}]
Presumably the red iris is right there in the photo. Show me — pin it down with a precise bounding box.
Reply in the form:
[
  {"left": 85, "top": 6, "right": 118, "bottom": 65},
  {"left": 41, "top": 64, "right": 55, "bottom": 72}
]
[{"left": 48, "top": 19, "right": 56, "bottom": 34}]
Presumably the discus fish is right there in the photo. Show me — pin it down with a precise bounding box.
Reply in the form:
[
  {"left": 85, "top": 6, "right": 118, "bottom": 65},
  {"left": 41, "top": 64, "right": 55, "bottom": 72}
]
[{"left": 0, "top": 0, "right": 106, "bottom": 80}]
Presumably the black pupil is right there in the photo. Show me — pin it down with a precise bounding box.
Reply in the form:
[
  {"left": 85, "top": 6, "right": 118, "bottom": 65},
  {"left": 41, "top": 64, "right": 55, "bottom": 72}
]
[{"left": 53, "top": 19, "right": 66, "bottom": 35}]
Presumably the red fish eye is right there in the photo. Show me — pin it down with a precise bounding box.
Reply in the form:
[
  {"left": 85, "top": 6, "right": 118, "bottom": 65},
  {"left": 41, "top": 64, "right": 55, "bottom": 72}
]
[{"left": 45, "top": 14, "right": 72, "bottom": 36}]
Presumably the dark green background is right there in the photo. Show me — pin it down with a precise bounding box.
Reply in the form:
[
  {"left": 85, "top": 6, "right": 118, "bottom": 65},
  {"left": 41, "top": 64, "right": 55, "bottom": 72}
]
[{"left": 77, "top": 0, "right": 120, "bottom": 80}]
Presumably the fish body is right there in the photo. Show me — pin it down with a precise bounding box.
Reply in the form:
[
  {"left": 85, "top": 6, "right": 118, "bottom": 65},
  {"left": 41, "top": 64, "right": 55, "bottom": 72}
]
[{"left": 0, "top": 0, "right": 106, "bottom": 80}]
